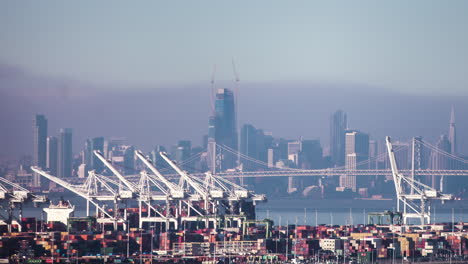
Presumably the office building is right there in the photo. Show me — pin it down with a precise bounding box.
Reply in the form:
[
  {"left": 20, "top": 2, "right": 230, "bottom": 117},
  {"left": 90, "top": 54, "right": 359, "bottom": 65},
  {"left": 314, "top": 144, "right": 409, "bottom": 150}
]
[
  {"left": 84, "top": 137, "right": 105, "bottom": 173},
  {"left": 174, "top": 140, "right": 192, "bottom": 171},
  {"left": 208, "top": 88, "right": 237, "bottom": 171},
  {"left": 430, "top": 135, "right": 451, "bottom": 190},
  {"left": 123, "top": 146, "right": 135, "bottom": 175},
  {"left": 340, "top": 130, "right": 369, "bottom": 191},
  {"left": 330, "top": 110, "right": 347, "bottom": 166},
  {"left": 448, "top": 106, "right": 457, "bottom": 155},
  {"left": 300, "top": 139, "right": 323, "bottom": 169},
  {"left": 33, "top": 114, "right": 47, "bottom": 187},
  {"left": 46, "top": 136, "right": 58, "bottom": 175},
  {"left": 58, "top": 128, "right": 73, "bottom": 178},
  {"left": 150, "top": 145, "right": 166, "bottom": 168}
]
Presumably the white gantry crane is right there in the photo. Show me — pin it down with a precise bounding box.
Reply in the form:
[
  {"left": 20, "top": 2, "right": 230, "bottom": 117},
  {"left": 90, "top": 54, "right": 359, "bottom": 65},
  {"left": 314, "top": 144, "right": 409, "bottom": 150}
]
[
  {"left": 159, "top": 152, "right": 265, "bottom": 228},
  {"left": 0, "top": 176, "right": 47, "bottom": 232},
  {"left": 386, "top": 136, "right": 453, "bottom": 225},
  {"left": 31, "top": 166, "right": 127, "bottom": 230},
  {"left": 95, "top": 150, "right": 179, "bottom": 230}
]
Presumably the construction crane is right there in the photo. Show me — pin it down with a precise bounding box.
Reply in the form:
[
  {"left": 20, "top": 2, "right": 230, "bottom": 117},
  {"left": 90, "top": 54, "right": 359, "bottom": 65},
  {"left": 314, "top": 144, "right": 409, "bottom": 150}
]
[{"left": 386, "top": 136, "right": 453, "bottom": 225}]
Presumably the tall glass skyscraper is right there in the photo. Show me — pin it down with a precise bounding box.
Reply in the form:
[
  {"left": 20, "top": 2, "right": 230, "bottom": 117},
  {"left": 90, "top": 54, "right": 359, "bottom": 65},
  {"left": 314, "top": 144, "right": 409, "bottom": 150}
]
[
  {"left": 33, "top": 114, "right": 47, "bottom": 187},
  {"left": 330, "top": 110, "right": 347, "bottom": 166},
  {"left": 33, "top": 115, "right": 48, "bottom": 167},
  {"left": 448, "top": 106, "right": 457, "bottom": 155},
  {"left": 84, "top": 137, "right": 104, "bottom": 173},
  {"left": 58, "top": 128, "right": 73, "bottom": 178},
  {"left": 46, "top": 136, "right": 58, "bottom": 175},
  {"left": 208, "top": 88, "right": 237, "bottom": 171}
]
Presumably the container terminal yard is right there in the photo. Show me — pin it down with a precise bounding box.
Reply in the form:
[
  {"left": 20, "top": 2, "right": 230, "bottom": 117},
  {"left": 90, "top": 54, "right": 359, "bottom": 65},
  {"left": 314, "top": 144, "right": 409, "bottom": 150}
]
[{"left": 1, "top": 138, "right": 468, "bottom": 263}]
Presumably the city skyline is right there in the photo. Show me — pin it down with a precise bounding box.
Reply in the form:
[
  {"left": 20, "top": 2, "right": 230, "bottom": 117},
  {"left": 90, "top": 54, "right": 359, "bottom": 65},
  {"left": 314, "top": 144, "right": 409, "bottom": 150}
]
[{"left": 1, "top": 80, "right": 468, "bottom": 160}]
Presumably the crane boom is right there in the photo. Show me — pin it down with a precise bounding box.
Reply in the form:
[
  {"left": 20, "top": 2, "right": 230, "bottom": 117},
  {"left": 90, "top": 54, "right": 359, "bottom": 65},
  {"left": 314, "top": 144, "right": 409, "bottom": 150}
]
[
  {"left": 159, "top": 152, "right": 208, "bottom": 197},
  {"left": 31, "top": 166, "right": 112, "bottom": 218},
  {"left": 93, "top": 150, "right": 137, "bottom": 193},
  {"left": 135, "top": 150, "right": 185, "bottom": 198},
  {"left": 386, "top": 137, "right": 402, "bottom": 196}
]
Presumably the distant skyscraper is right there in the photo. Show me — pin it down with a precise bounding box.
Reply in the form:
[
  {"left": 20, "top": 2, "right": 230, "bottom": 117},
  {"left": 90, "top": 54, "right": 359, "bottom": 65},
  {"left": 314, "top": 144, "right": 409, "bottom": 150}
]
[
  {"left": 84, "top": 137, "right": 105, "bottom": 173},
  {"left": 330, "top": 110, "right": 347, "bottom": 166},
  {"left": 448, "top": 106, "right": 457, "bottom": 155},
  {"left": 301, "top": 140, "right": 323, "bottom": 169},
  {"left": 150, "top": 145, "right": 166, "bottom": 168},
  {"left": 33, "top": 114, "right": 47, "bottom": 187},
  {"left": 240, "top": 124, "right": 257, "bottom": 159},
  {"left": 123, "top": 146, "right": 135, "bottom": 175},
  {"left": 287, "top": 140, "right": 302, "bottom": 166},
  {"left": 46, "top": 136, "right": 58, "bottom": 175},
  {"left": 341, "top": 130, "right": 369, "bottom": 191},
  {"left": 208, "top": 88, "right": 237, "bottom": 171},
  {"left": 368, "top": 140, "right": 377, "bottom": 169},
  {"left": 58, "top": 128, "right": 73, "bottom": 178},
  {"left": 175, "top": 140, "right": 192, "bottom": 171},
  {"left": 430, "top": 134, "right": 451, "bottom": 190}
]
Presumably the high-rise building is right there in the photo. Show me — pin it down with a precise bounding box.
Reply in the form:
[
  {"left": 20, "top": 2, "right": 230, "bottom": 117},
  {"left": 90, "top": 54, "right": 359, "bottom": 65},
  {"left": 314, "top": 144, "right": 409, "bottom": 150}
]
[
  {"left": 330, "top": 110, "right": 347, "bottom": 166},
  {"left": 33, "top": 114, "right": 47, "bottom": 187},
  {"left": 103, "top": 138, "right": 125, "bottom": 158},
  {"left": 240, "top": 124, "right": 257, "bottom": 159},
  {"left": 341, "top": 130, "right": 369, "bottom": 191},
  {"left": 46, "top": 136, "right": 58, "bottom": 175},
  {"left": 84, "top": 137, "right": 105, "bottom": 173},
  {"left": 287, "top": 140, "right": 302, "bottom": 166},
  {"left": 448, "top": 106, "right": 457, "bottom": 155},
  {"left": 240, "top": 124, "right": 271, "bottom": 164},
  {"left": 123, "top": 146, "right": 135, "bottom": 175},
  {"left": 58, "top": 128, "right": 73, "bottom": 178},
  {"left": 175, "top": 140, "right": 192, "bottom": 171},
  {"left": 208, "top": 88, "right": 237, "bottom": 171},
  {"left": 150, "top": 145, "right": 166, "bottom": 168},
  {"left": 430, "top": 134, "right": 451, "bottom": 190},
  {"left": 301, "top": 140, "right": 323, "bottom": 169}
]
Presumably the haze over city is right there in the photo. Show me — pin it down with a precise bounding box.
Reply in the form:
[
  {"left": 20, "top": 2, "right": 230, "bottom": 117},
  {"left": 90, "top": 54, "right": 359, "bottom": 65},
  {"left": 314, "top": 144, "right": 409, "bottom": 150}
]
[{"left": 1, "top": 0, "right": 468, "bottom": 158}]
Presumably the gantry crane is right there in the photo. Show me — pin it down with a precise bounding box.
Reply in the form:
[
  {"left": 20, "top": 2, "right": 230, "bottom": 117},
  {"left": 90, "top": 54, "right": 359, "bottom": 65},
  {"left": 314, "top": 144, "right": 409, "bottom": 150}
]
[
  {"left": 386, "top": 136, "right": 453, "bottom": 225},
  {"left": 0, "top": 176, "right": 47, "bottom": 232},
  {"left": 31, "top": 167, "right": 127, "bottom": 230},
  {"left": 94, "top": 150, "right": 180, "bottom": 230},
  {"left": 159, "top": 152, "right": 266, "bottom": 228}
]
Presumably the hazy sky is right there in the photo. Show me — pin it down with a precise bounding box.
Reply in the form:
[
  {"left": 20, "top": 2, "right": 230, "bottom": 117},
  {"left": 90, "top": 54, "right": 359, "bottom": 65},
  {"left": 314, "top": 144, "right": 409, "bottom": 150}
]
[
  {"left": 1, "top": 1, "right": 468, "bottom": 160},
  {"left": 1, "top": 1, "right": 468, "bottom": 94}
]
